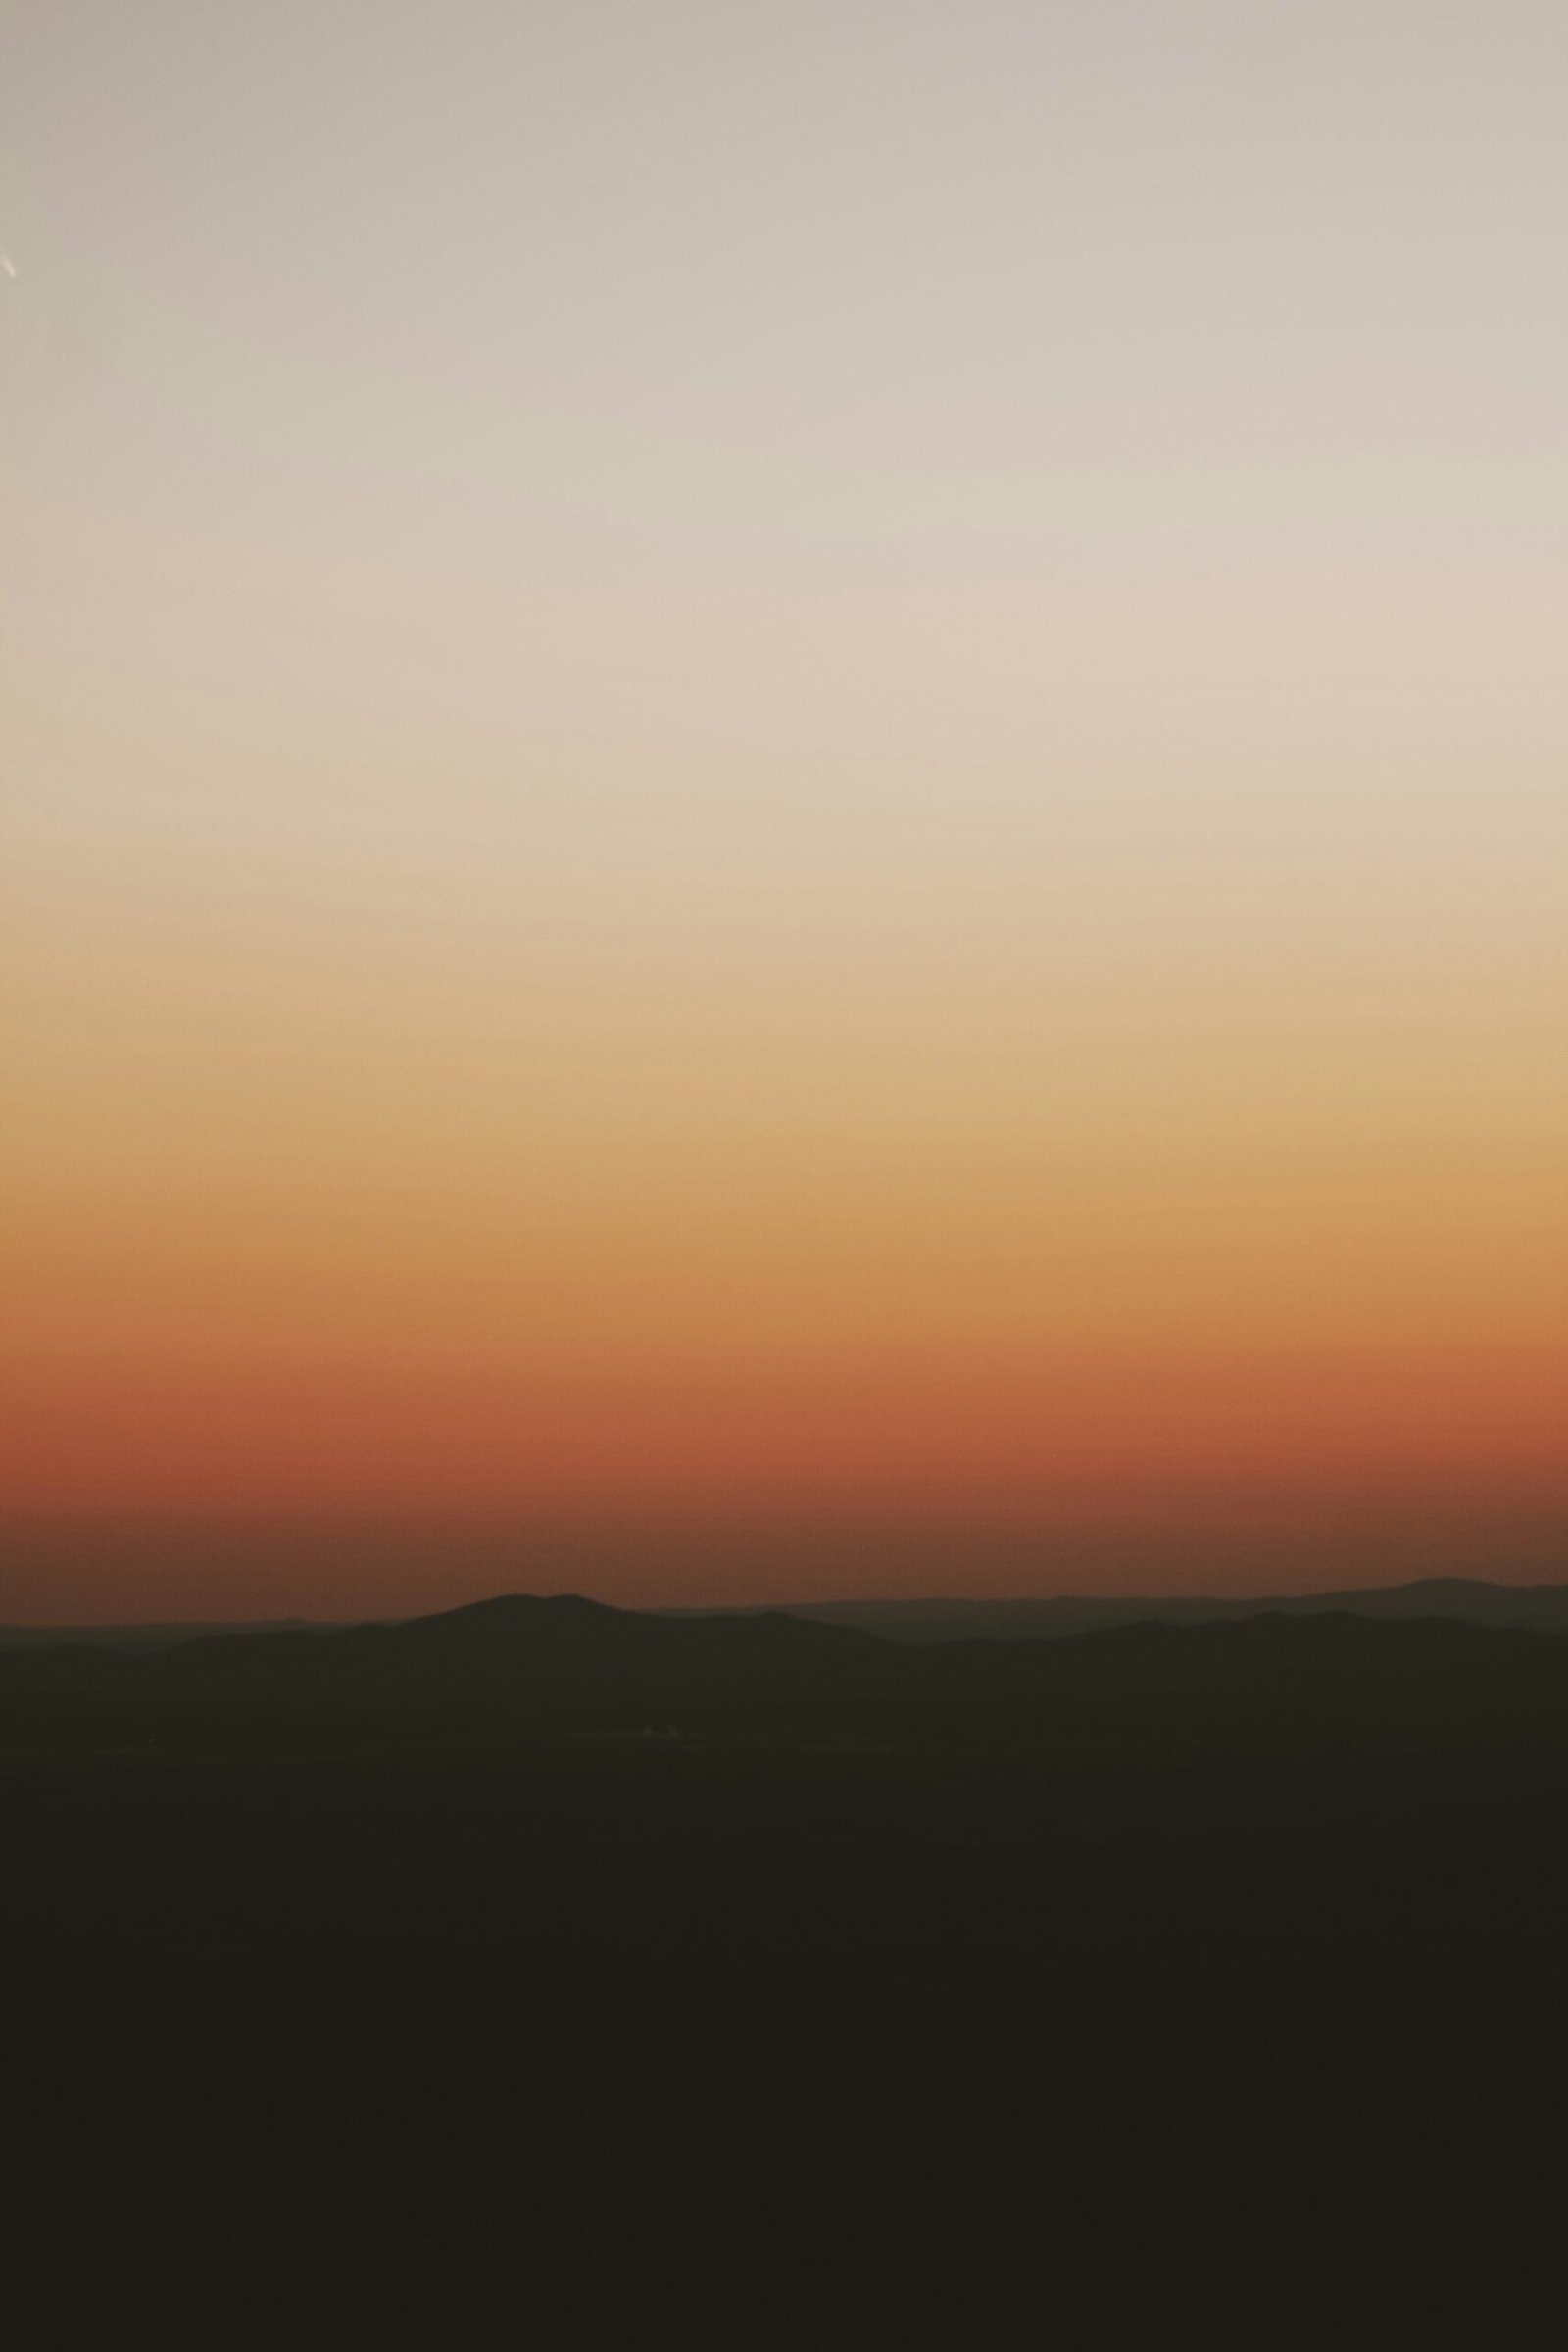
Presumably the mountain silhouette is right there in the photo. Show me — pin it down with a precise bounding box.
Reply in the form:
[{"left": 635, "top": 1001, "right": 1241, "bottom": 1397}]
[
  {"left": 0, "top": 1590, "right": 895, "bottom": 1716},
  {"left": 9, "top": 1587, "right": 1568, "bottom": 2346},
  {"left": 6, "top": 1593, "right": 1568, "bottom": 1773},
  {"left": 8, "top": 1572, "right": 1567, "bottom": 1657},
  {"left": 789, "top": 1575, "right": 1568, "bottom": 1641}
]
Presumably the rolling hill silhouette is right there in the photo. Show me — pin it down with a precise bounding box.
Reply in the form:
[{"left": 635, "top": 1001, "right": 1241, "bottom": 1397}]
[
  {"left": 791, "top": 1573, "right": 1568, "bottom": 1640},
  {"left": 8, "top": 1587, "right": 1568, "bottom": 2345},
  {"left": 157, "top": 1590, "right": 892, "bottom": 1698},
  {"left": 7, "top": 1571, "right": 1566, "bottom": 1656},
  {"left": 6, "top": 1591, "right": 1568, "bottom": 1776}
]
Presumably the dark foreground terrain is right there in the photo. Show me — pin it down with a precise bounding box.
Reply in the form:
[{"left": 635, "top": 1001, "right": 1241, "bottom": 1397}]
[{"left": 5, "top": 1593, "right": 1568, "bottom": 2347}]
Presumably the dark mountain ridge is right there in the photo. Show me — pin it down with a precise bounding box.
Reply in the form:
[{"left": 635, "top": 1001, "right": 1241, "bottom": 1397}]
[
  {"left": 0, "top": 1590, "right": 897, "bottom": 1720},
  {"left": 10, "top": 1591, "right": 1568, "bottom": 2342},
  {"left": 786, "top": 1573, "right": 1568, "bottom": 1641},
  {"left": 6, "top": 1592, "right": 1568, "bottom": 1773},
  {"left": 5, "top": 1571, "right": 1565, "bottom": 1655}
]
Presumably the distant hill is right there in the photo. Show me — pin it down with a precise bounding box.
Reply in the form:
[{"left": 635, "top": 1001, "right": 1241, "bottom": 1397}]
[
  {"left": 6, "top": 1592, "right": 1568, "bottom": 1778},
  {"left": 0, "top": 1591, "right": 893, "bottom": 1717},
  {"left": 5, "top": 1574, "right": 1566, "bottom": 1654},
  {"left": 0, "top": 1618, "right": 328, "bottom": 1654},
  {"left": 779, "top": 1577, "right": 1568, "bottom": 1642}
]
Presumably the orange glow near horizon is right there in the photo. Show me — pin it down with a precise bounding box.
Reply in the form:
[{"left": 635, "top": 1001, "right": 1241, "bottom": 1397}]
[{"left": 4, "top": 765, "right": 1565, "bottom": 1615}]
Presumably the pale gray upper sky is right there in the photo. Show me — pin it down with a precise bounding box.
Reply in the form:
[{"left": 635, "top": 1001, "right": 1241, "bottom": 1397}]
[{"left": 4, "top": 1, "right": 1564, "bottom": 777}]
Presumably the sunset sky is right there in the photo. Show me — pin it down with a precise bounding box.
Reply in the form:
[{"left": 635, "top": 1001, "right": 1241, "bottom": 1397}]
[{"left": 3, "top": 3, "right": 1564, "bottom": 1618}]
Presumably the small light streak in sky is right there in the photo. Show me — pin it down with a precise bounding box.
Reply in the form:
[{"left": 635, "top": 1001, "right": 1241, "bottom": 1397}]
[{"left": 1, "top": 252, "right": 18, "bottom": 279}]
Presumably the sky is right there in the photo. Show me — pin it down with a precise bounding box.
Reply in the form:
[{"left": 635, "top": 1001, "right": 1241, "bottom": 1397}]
[{"left": 2, "top": 2, "right": 1565, "bottom": 1617}]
